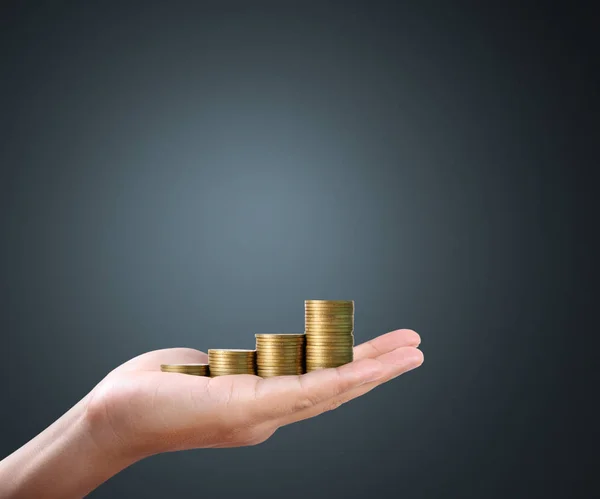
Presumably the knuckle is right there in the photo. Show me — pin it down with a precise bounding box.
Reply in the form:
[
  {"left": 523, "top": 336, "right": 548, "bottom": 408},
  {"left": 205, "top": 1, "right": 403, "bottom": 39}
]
[
  {"left": 322, "top": 399, "right": 344, "bottom": 414},
  {"left": 294, "top": 395, "right": 319, "bottom": 412}
]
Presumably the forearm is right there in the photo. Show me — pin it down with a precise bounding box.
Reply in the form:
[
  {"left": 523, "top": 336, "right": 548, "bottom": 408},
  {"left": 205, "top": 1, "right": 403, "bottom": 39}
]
[{"left": 0, "top": 395, "right": 136, "bottom": 499}]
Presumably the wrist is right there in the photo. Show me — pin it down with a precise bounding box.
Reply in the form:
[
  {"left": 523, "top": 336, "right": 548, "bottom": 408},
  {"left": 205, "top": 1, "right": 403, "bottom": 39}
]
[
  {"left": 82, "top": 392, "right": 144, "bottom": 470},
  {"left": 0, "top": 395, "right": 140, "bottom": 499}
]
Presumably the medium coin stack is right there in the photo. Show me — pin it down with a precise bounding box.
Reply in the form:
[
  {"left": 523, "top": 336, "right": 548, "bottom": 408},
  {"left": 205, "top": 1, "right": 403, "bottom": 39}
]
[
  {"left": 305, "top": 300, "right": 354, "bottom": 371},
  {"left": 208, "top": 349, "right": 257, "bottom": 376},
  {"left": 255, "top": 334, "right": 306, "bottom": 377},
  {"left": 160, "top": 363, "right": 210, "bottom": 376}
]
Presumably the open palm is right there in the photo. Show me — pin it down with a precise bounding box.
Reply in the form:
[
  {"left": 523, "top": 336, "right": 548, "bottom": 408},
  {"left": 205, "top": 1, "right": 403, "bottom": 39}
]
[{"left": 86, "top": 329, "right": 423, "bottom": 459}]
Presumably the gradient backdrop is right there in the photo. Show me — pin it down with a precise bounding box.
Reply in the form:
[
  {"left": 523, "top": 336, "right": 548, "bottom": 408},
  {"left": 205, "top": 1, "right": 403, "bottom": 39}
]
[{"left": 0, "top": 2, "right": 594, "bottom": 498}]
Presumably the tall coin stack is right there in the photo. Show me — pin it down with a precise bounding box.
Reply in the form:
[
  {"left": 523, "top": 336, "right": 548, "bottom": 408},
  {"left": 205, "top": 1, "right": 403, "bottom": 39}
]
[
  {"left": 160, "top": 364, "right": 210, "bottom": 376},
  {"left": 208, "top": 349, "right": 257, "bottom": 376},
  {"left": 305, "top": 300, "right": 354, "bottom": 371},
  {"left": 255, "top": 334, "right": 306, "bottom": 377}
]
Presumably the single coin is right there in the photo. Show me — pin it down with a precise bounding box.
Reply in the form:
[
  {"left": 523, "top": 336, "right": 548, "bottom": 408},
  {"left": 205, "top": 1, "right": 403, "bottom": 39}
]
[
  {"left": 305, "top": 315, "right": 353, "bottom": 319},
  {"left": 256, "top": 349, "right": 304, "bottom": 353},
  {"left": 305, "top": 339, "right": 353, "bottom": 344},
  {"left": 256, "top": 337, "right": 306, "bottom": 342},
  {"left": 306, "top": 356, "right": 353, "bottom": 362},
  {"left": 306, "top": 358, "right": 352, "bottom": 364},
  {"left": 208, "top": 353, "right": 256, "bottom": 358},
  {"left": 305, "top": 319, "right": 353, "bottom": 324},
  {"left": 161, "top": 367, "right": 210, "bottom": 371},
  {"left": 209, "top": 363, "right": 256, "bottom": 369},
  {"left": 255, "top": 334, "right": 305, "bottom": 339},
  {"left": 208, "top": 355, "right": 256, "bottom": 364},
  {"left": 208, "top": 348, "right": 254, "bottom": 353},
  {"left": 256, "top": 343, "right": 305, "bottom": 348},
  {"left": 306, "top": 339, "right": 354, "bottom": 345},
  {"left": 305, "top": 333, "right": 354, "bottom": 338},
  {"left": 257, "top": 363, "right": 303, "bottom": 368},
  {"left": 256, "top": 349, "right": 305, "bottom": 355},
  {"left": 210, "top": 370, "right": 256, "bottom": 376},
  {"left": 256, "top": 347, "right": 304, "bottom": 351},
  {"left": 305, "top": 352, "right": 352, "bottom": 358},
  {"left": 256, "top": 345, "right": 305, "bottom": 350},
  {"left": 305, "top": 324, "right": 354, "bottom": 329},
  {"left": 160, "top": 364, "right": 208, "bottom": 369},
  {"left": 305, "top": 300, "right": 354, "bottom": 306},
  {"left": 256, "top": 338, "right": 306, "bottom": 342},
  {"left": 160, "top": 367, "right": 210, "bottom": 371},
  {"left": 257, "top": 358, "right": 303, "bottom": 362},
  {"left": 257, "top": 360, "right": 303, "bottom": 365},
  {"left": 257, "top": 369, "right": 304, "bottom": 376}
]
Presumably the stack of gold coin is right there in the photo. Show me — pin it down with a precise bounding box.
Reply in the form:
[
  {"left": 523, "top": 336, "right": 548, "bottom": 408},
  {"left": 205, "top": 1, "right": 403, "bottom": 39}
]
[
  {"left": 305, "top": 300, "right": 354, "bottom": 371},
  {"left": 208, "top": 349, "right": 257, "bottom": 376},
  {"left": 255, "top": 334, "right": 306, "bottom": 377},
  {"left": 160, "top": 363, "right": 210, "bottom": 376}
]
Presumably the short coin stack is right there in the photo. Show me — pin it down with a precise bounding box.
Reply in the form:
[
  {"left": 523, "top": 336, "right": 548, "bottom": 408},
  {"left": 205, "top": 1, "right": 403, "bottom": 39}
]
[
  {"left": 208, "top": 349, "right": 257, "bottom": 376},
  {"left": 305, "top": 300, "right": 354, "bottom": 371},
  {"left": 160, "top": 363, "right": 210, "bottom": 376},
  {"left": 255, "top": 334, "right": 306, "bottom": 377}
]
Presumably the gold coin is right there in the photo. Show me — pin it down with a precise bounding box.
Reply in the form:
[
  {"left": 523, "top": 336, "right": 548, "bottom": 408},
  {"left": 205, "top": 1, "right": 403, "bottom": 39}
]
[
  {"left": 209, "top": 366, "right": 256, "bottom": 371},
  {"left": 308, "top": 357, "right": 354, "bottom": 364},
  {"left": 208, "top": 349, "right": 256, "bottom": 357},
  {"left": 305, "top": 319, "right": 353, "bottom": 324},
  {"left": 208, "top": 355, "right": 256, "bottom": 364},
  {"left": 209, "top": 367, "right": 256, "bottom": 371},
  {"left": 256, "top": 347, "right": 304, "bottom": 353},
  {"left": 306, "top": 339, "right": 353, "bottom": 344},
  {"left": 256, "top": 343, "right": 305, "bottom": 348},
  {"left": 257, "top": 363, "right": 302, "bottom": 368},
  {"left": 257, "top": 357, "right": 302, "bottom": 362},
  {"left": 209, "top": 365, "right": 255, "bottom": 370},
  {"left": 210, "top": 372, "right": 256, "bottom": 375},
  {"left": 256, "top": 347, "right": 304, "bottom": 352},
  {"left": 256, "top": 338, "right": 305, "bottom": 343},
  {"left": 305, "top": 317, "right": 352, "bottom": 321},
  {"left": 305, "top": 323, "right": 353, "bottom": 329},
  {"left": 305, "top": 300, "right": 354, "bottom": 306},
  {"left": 305, "top": 334, "right": 353, "bottom": 338},
  {"left": 208, "top": 357, "right": 256, "bottom": 362},
  {"left": 304, "top": 309, "right": 354, "bottom": 315},
  {"left": 161, "top": 365, "right": 209, "bottom": 371},
  {"left": 257, "top": 369, "right": 304, "bottom": 376},
  {"left": 161, "top": 368, "right": 210, "bottom": 372},
  {"left": 257, "top": 361, "right": 302, "bottom": 366},
  {"left": 160, "top": 364, "right": 208, "bottom": 369},
  {"left": 306, "top": 352, "right": 352, "bottom": 357},
  {"left": 256, "top": 345, "right": 304, "bottom": 350},
  {"left": 306, "top": 337, "right": 354, "bottom": 343},
  {"left": 306, "top": 354, "right": 353, "bottom": 360},
  {"left": 256, "top": 349, "right": 304, "bottom": 354},
  {"left": 255, "top": 334, "right": 305, "bottom": 339},
  {"left": 161, "top": 367, "right": 210, "bottom": 371}
]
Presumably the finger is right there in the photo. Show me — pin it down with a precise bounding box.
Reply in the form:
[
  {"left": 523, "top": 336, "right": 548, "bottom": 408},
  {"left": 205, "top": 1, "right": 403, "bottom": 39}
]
[
  {"left": 248, "top": 357, "right": 385, "bottom": 421},
  {"left": 353, "top": 329, "right": 421, "bottom": 361},
  {"left": 277, "top": 346, "right": 423, "bottom": 426},
  {"left": 111, "top": 348, "right": 208, "bottom": 373}
]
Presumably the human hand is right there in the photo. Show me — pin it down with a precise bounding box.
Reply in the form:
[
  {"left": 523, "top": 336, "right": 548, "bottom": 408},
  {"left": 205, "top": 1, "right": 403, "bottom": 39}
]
[{"left": 86, "top": 329, "right": 423, "bottom": 460}]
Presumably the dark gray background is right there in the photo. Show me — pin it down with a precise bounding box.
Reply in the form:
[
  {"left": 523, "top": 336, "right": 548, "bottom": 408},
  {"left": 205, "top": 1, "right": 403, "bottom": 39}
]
[{"left": 1, "top": 2, "right": 595, "bottom": 498}]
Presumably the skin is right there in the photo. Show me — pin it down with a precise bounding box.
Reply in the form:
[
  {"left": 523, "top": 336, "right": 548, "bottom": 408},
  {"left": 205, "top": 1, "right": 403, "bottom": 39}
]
[{"left": 0, "top": 329, "right": 423, "bottom": 498}]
